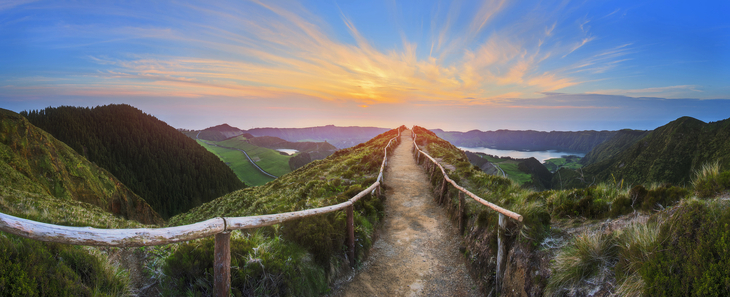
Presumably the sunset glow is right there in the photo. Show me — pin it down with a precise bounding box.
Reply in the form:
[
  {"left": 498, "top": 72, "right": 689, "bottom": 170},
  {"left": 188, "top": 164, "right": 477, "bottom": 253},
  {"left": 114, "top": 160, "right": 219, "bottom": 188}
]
[{"left": 1, "top": 0, "right": 728, "bottom": 131}]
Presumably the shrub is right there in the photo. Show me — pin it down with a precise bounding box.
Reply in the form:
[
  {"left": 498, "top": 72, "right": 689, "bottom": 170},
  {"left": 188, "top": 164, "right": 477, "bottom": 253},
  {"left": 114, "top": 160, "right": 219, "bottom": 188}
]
[
  {"left": 281, "top": 213, "right": 345, "bottom": 267},
  {"left": 548, "top": 188, "right": 609, "bottom": 219},
  {"left": 546, "top": 231, "right": 618, "bottom": 295},
  {"left": 162, "top": 232, "right": 327, "bottom": 297},
  {"left": 693, "top": 161, "right": 730, "bottom": 197},
  {"left": 640, "top": 185, "right": 689, "bottom": 211},
  {"left": 609, "top": 195, "right": 633, "bottom": 217},
  {"left": 614, "top": 222, "right": 661, "bottom": 296},
  {"left": 640, "top": 200, "right": 730, "bottom": 296},
  {"left": 0, "top": 232, "right": 130, "bottom": 297}
]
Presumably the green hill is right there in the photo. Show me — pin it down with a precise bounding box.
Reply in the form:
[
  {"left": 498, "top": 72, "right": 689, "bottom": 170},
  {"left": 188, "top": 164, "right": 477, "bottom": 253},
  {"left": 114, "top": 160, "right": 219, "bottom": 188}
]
[
  {"left": 556, "top": 116, "right": 730, "bottom": 188},
  {"left": 164, "top": 127, "right": 403, "bottom": 296},
  {"left": 580, "top": 129, "right": 649, "bottom": 165},
  {"left": 431, "top": 129, "right": 617, "bottom": 152},
  {"left": 0, "top": 108, "right": 162, "bottom": 225},
  {"left": 20, "top": 104, "right": 245, "bottom": 219}
]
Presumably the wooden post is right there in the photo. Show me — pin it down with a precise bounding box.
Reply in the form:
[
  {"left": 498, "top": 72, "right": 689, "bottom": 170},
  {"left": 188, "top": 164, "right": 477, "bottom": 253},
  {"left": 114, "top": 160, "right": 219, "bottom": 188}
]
[
  {"left": 458, "top": 192, "right": 465, "bottom": 234},
  {"left": 347, "top": 205, "right": 355, "bottom": 267},
  {"left": 214, "top": 232, "right": 231, "bottom": 297},
  {"left": 439, "top": 178, "right": 448, "bottom": 205},
  {"left": 496, "top": 213, "right": 506, "bottom": 294}
]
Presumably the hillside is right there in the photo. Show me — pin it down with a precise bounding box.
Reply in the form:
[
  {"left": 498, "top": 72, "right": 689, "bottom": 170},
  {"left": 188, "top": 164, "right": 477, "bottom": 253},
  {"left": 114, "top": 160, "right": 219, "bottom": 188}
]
[
  {"left": 186, "top": 123, "right": 248, "bottom": 141},
  {"left": 412, "top": 125, "right": 730, "bottom": 296},
  {"left": 0, "top": 108, "right": 162, "bottom": 225},
  {"left": 164, "top": 127, "right": 403, "bottom": 295},
  {"left": 432, "top": 128, "right": 617, "bottom": 152},
  {"left": 557, "top": 116, "right": 730, "bottom": 188},
  {"left": 580, "top": 129, "right": 649, "bottom": 165},
  {"left": 21, "top": 104, "right": 245, "bottom": 219},
  {"left": 246, "top": 125, "right": 389, "bottom": 149}
]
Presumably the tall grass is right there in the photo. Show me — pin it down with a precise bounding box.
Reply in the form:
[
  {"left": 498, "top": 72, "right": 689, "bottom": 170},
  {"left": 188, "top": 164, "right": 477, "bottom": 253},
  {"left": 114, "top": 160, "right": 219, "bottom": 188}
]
[
  {"left": 546, "top": 231, "right": 618, "bottom": 296},
  {"left": 692, "top": 160, "right": 730, "bottom": 197},
  {"left": 613, "top": 222, "right": 661, "bottom": 297}
]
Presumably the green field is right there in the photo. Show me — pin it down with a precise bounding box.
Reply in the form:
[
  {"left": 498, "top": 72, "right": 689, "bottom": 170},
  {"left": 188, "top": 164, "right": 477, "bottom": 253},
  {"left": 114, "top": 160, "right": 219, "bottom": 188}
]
[
  {"left": 476, "top": 155, "right": 532, "bottom": 185},
  {"left": 217, "top": 137, "right": 292, "bottom": 176},
  {"left": 544, "top": 157, "right": 583, "bottom": 172},
  {"left": 196, "top": 140, "right": 277, "bottom": 186}
]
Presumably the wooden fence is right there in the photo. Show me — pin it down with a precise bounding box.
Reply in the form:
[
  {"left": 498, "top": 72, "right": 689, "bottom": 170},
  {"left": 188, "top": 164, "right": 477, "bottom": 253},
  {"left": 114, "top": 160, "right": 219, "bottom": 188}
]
[
  {"left": 0, "top": 127, "right": 405, "bottom": 297},
  {"left": 411, "top": 129, "right": 522, "bottom": 293}
]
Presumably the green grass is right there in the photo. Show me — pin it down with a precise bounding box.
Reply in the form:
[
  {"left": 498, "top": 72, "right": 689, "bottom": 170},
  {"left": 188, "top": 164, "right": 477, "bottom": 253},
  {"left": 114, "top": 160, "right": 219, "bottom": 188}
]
[
  {"left": 196, "top": 140, "right": 275, "bottom": 187},
  {"left": 217, "top": 136, "right": 293, "bottom": 176},
  {"left": 544, "top": 157, "right": 583, "bottom": 172},
  {"left": 498, "top": 162, "right": 533, "bottom": 185}
]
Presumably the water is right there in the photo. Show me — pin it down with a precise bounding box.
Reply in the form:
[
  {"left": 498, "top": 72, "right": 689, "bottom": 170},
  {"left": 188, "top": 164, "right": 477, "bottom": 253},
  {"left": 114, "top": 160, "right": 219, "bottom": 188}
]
[
  {"left": 276, "top": 149, "right": 298, "bottom": 155},
  {"left": 458, "top": 147, "right": 585, "bottom": 163}
]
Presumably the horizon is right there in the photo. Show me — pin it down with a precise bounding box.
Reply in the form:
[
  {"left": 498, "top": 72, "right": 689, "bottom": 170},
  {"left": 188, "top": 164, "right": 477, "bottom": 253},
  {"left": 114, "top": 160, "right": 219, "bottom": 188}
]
[{"left": 1, "top": 0, "right": 728, "bottom": 131}]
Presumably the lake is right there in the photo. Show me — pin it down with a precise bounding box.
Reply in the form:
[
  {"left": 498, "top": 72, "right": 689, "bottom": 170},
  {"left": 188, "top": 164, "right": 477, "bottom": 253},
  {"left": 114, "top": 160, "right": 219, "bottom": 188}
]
[
  {"left": 276, "top": 149, "right": 299, "bottom": 155},
  {"left": 458, "top": 147, "right": 585, "bottom": 163}
]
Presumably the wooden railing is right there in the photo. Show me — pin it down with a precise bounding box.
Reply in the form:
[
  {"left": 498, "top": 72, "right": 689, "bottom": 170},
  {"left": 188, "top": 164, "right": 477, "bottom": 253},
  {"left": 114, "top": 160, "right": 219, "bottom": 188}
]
[
  {"left": 0, "top": 126, "right": 405, "bottom": 297},
  {"left": 410, "top": 128, "right": 522, "bottom": 293}
]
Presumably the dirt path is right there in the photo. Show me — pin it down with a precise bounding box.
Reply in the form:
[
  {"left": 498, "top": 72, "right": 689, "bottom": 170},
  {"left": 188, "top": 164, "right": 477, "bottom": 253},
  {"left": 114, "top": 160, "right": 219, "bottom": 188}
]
[{"left": 332, "top": 130, "right": 480, "bottom": 297}]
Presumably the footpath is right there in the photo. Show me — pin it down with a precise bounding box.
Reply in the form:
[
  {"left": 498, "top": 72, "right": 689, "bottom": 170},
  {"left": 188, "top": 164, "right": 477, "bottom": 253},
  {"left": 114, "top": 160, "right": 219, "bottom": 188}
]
[{"left": 333, "top": 129, "right": 480, "bottom": 296}]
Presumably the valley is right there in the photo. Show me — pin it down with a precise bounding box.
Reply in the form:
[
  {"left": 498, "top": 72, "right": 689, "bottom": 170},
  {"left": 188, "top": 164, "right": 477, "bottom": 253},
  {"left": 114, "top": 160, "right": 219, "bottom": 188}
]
[{"left": 1, "top": 106, "right": 730, "bottom": 296}]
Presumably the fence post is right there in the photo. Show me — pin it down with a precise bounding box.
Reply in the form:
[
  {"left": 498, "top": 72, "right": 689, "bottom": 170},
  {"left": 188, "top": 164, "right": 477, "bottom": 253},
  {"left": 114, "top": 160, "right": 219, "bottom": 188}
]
[
  {"left": 347, "top": 204, "right": 355, "bottom": 267},
  {"left": 214, "top": 231, "right": 231, "bottom": 297},
  {"left": 439, "top": 178, "right": 448, "bottom": 205},
  {"left": 496, "top": 213, "right": 506, "bottom": 294},
  {"left": 458, "top": 192, "right": 465, "bottom": 234}
]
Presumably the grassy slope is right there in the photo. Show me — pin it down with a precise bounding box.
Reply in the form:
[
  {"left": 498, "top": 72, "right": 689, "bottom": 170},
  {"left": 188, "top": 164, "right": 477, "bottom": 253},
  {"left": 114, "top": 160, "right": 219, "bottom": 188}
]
[
  {"left": 196, "top": 140, "right": 275, "bottom": 186},
  {"left": 0, "top": 109, "right": 154, "bottom": 296},
  {"left": 164, "top": 127, "right": 403, "bottom": 296},
  {"left": 544, "top": 157, "right": 583, "bottom": 171},
  {"left": 474, "top": 154, "right": 534, "bottom": 185},
  {"left": 0, "top": 108, "right": 162, "bottom": 225},
  {"left": 217, "top": 136, "right": 292, "bottom": 177},
  {"left": 415, "top": 125, "right": 730, "bottom": 296}
]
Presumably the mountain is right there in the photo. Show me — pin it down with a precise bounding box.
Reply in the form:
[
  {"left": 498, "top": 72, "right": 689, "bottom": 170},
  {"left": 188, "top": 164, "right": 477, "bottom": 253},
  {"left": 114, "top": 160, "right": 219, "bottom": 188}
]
[
  {"left": 21, "top": 104, "right": 245, "bottom": 219},
  {"left": 431, "top": 129, "right": 617, "bottom": 152},
  {"left": 246, "top": 125, "right": 389, "bottom": 149},
  {"left": 556, "top": 116, "right": 730, "bottom": 188},
  {"left": 186, "top": 124, "right": 248, "bottom": 141},
  {"left": 0, "top": 108, "right": 162, "bottom": 225},
  {"left": 580, "top": 129, "right": 650, "bottom": 165}
]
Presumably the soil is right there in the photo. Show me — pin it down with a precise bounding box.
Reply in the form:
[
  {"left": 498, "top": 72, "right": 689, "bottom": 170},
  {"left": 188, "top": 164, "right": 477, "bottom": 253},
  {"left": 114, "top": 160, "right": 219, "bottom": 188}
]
[{"left": 331, "top": 130, "right": 480, "bottom": 297}]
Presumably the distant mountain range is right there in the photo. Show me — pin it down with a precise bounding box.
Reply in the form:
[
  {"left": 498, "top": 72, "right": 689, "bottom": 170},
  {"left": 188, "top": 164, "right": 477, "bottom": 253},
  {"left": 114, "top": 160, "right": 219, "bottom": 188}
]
[
  {"left": 556, "top": 116, "right": 730, "bottom": 188},
  {"left": 183, "top": 124, "right": 390, "bottom": 149},
  {"left": 431, "top": 129, "right": 619, "bottom": 153}
]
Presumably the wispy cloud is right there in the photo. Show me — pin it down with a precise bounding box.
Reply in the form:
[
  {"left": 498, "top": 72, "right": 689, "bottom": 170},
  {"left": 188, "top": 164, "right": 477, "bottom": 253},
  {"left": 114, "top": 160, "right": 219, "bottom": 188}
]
[{"left": 2, "top": 0, "right": 642, "bottom": 107}]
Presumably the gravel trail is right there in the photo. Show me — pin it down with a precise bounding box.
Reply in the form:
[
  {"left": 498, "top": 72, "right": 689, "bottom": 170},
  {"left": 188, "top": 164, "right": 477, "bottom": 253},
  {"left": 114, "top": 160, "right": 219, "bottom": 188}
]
[{"left": 332, "top": 129, "right": 480, "bottom": 297}]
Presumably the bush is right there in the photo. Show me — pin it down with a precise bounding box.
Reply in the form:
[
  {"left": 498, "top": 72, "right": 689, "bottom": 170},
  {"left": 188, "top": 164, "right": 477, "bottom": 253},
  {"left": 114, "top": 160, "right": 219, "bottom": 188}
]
[
  {"left": 640, "top": 200, "right": 730, "bottom": 296},
  {"left": 281, "top": 213, "right": 345, "bottom": 267},
  {"left": 641, "top": 185, "right": 689, "bottom": 211},
  {"left": 546, "top": 231, "right": 618, "bottom": 295},
  {"left": 548, "top": 188, "right": 609, "bottom": 219},
  {"left": 162, "top": 232, "right": 327, "bottom": 297},
  {"left": 0, "top": 232, "right": 130, "bottom": 297},
  {"left": 614, "top": 222, "right": 661, "bottom": 296},
  {"left": 693, "top": 161, "right": 730, "bottom": 197}
]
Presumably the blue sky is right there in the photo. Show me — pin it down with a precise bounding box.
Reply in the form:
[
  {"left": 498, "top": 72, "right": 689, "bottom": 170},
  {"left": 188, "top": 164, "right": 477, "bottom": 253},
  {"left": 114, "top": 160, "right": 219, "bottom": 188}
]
[{"left": 1, "top": 0, "right": 728, "bottom": 131}]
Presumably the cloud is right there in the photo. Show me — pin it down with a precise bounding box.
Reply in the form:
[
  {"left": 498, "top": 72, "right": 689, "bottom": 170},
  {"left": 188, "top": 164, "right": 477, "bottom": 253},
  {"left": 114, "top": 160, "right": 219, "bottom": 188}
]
[{"left": 3, "top": 0, "right": 646, "bottom": 107}]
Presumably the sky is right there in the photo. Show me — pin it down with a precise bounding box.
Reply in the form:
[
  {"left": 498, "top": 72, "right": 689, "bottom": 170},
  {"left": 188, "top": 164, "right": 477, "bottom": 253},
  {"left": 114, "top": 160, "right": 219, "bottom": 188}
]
[{"left": 1, "top": 0, "right": 729, "bottom": 132}]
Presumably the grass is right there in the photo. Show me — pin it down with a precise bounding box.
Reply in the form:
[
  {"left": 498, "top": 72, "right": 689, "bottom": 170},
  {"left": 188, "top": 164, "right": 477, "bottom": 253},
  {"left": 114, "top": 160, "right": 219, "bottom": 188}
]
[
  {"left": 196, "top": 140, "right": 275, "bottom": 186},
  {"left": 546, "top": 231, "right": 618, "bottom": 296},
  {"left": 544, "top": 157, "right": 583, "bottom": 172},
  {"left": 474, "top": 154, "right": 533, "bottom": 185},
  {"left": 218, "top": 136, "right": 293, "bottom": 177},
  {"left": 692, "top": 160, "right": 730, "bottom": 197},
  {"left": 164, "top": 127, "right": 403, "bottom": 296}
]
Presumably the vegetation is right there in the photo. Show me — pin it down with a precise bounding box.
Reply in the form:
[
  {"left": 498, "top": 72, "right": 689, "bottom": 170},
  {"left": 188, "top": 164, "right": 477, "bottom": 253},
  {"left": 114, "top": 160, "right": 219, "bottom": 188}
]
[
  {"left": 217, "top": 136, "right": 294, "bottom": 177},
  {"left": 432, "top": 128, "right": 617, "bottom": 152},
  {"left": 0, "top": 233, "right": 132, "bottom": 297},
  {"left": 164, "top": 127, "right": 404, "bottom": 296},
  {"left": 0, "top": 108, "right": 161, "bottom": 225},
  {"left": 546, "top": 232, "right": 618, "bottom": 295},
  {"left": 563, "top": 116, "right": 730, "bottom": 188},
  {"left": 196, "top": 140, "right": 275, "bottom": 187},
  {"left": 692, "top": 161, "right": 730, "bottom": 197},
  {"left": 21, "top": 104, "right": 244, "bottom": 219},
  {"left": 543, "top": 155, "right": 583, "bottom": 172}
]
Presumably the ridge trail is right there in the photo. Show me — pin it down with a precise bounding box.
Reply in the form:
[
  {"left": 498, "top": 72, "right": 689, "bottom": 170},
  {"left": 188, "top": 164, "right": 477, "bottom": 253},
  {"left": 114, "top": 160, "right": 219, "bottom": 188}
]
[{"left": 333, "top": 129, "right": 479, "bottom": 296}]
